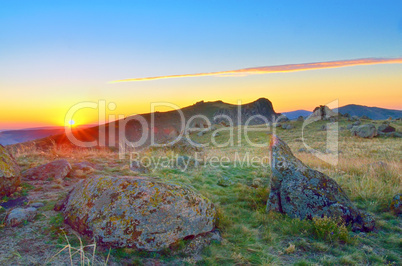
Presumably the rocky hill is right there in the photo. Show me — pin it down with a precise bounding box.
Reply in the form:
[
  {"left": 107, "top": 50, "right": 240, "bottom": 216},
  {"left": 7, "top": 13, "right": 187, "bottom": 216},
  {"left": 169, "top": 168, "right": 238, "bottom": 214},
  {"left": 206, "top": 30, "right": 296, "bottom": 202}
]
[{"left": 8, "top": 98, "right": 279, "bottom": 150}]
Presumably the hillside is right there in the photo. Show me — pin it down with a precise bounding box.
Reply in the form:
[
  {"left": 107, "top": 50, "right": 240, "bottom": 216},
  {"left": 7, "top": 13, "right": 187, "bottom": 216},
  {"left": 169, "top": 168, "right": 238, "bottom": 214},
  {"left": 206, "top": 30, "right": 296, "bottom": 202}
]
[{"left": 8, "top": 98, "right": 279, "bottom": 150}]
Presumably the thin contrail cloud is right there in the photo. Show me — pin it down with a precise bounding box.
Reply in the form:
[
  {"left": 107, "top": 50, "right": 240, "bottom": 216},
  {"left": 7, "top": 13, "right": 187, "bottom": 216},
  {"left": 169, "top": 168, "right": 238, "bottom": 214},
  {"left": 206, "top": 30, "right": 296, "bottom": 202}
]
[{"left": 110, "top": 57, "right": 402, "bottom": 83}]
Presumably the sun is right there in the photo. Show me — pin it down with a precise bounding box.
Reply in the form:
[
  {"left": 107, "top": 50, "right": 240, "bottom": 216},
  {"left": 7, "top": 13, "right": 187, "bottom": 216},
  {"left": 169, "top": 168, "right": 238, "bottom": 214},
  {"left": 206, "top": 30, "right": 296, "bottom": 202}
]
[{"left": 68, "top": 120, "right": 76, "bottom": 127}]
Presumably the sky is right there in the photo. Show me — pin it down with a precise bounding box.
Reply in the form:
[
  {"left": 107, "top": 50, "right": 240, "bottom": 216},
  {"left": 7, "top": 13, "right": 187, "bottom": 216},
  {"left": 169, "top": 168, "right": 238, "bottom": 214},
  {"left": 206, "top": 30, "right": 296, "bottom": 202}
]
[{"left": 1, "top": 0, "right": 402, "bottom": 129}]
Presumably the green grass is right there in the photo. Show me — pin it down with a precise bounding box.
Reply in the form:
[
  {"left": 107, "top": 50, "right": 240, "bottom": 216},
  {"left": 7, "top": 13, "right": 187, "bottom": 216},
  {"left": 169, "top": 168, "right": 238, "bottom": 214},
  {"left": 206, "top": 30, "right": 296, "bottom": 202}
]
[{"left": 6, "top": 117, "right": 402, "bottom": 265}]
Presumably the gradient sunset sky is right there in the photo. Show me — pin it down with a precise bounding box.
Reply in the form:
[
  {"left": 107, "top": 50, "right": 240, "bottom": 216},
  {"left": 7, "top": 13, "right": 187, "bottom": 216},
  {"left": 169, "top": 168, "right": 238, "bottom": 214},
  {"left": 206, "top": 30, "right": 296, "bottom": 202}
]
[{"left": 1, "top": 1, "right": 402, "bottom": 129}]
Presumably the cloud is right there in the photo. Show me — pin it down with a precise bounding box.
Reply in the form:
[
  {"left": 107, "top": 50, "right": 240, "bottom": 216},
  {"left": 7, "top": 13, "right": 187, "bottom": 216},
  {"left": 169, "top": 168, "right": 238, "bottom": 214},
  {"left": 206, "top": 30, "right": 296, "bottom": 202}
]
[{"left": 110, "top": 57, "right": 402, "bottom": 83}]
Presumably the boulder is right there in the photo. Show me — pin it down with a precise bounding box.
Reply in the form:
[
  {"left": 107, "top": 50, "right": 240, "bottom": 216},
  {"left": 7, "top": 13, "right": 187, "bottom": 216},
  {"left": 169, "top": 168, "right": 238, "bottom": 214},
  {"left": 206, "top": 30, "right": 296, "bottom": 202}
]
[
  {"left": 57, "top": 176, "right": 216, "bottom": 251},
  {"left": 22, "top": 159, "right": 72, "bottom": 180},
  {"left": 390, "top": 194, "right": 402, "bottom": 216},
  {"left": 0, "top": 144, "right": 21, "bottom": 197},
  {"left": 266, "top": 135, "right": 375, "bottom": 231},
  {"left": 297, "top": 116, "right": 304, "bottom": 122},
  {"left": 351, "top": 124, "right": 377, "bottom": 138},
  {"left": 281, "top": 124, "right": 294, "bottom": 130},
  {"left": 352, "top": 121, "right": 361, "bottom": 126},
  {"left": 377, "top": 124, "right": 395, "bottom": 133},
  {"left": 5, "top": 207, "right": 37, "bottom": 227}
]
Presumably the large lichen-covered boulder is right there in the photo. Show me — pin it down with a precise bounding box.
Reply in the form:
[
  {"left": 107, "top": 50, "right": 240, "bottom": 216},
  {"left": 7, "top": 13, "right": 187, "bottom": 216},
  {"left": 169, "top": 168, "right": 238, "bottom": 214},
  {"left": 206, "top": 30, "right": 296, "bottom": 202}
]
[
  {"left": 22, "top": 159, "right": 71, "bottom": 180},
  {"left": 57, "top": 176, "right": 216, "bottom": 251},
  {"left": 266, "top": 135, "right": 375, "bottom": 231},
  {"left": 0, "top": 144, "right": 21, "bottom": 197}
]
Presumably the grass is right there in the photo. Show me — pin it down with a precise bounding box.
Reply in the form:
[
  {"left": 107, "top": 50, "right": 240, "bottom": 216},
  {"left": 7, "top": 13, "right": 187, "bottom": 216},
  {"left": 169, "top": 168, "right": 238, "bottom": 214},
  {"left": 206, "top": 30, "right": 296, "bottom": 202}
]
[{"left": 0, "top": 117, "right": 401, "bottom": 265}]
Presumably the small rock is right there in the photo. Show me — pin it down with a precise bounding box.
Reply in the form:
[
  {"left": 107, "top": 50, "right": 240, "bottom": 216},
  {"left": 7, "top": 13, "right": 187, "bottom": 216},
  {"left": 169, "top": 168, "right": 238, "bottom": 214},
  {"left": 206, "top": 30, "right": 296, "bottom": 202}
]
[
  {"left": 377, "top": 125, "right": 395, "bottom": 133},
  {"left": 351, "top": 124, "right": 377, "bottom": 138},
  {"left": 176, "top": 155, "right": 199, "bottom": 170},
  {"left": 367, "top": 161, "right": 388, "bottom": 169},
  {"left": 352, "top": 121, "right": 361, "bottom": 126},
  {"left": 346, "top": 124, "right": 353, "bottom": 130},
  {"left": 130, "top": 161, "right": 149, "bottom": 174},
  {"left": 297, "top": 116, "right": 304, "bottom": 122},
  {"left": 390, "top": 194, "right": 402, "bottom": 216},
  {"left": 29, "top": 202, "right": 45, "bottom": 209},
  {"left": 6, "top": 207, "right": 37, "bottom": 227},
  {"left": 22, "top": 159, "right": 72, "bottom": 181},
  {"left": 217, "top": 176, "right": 235, "bottom": 187},
  {"left": 197, "top": 131, "right": 206, "bottom": 137}
]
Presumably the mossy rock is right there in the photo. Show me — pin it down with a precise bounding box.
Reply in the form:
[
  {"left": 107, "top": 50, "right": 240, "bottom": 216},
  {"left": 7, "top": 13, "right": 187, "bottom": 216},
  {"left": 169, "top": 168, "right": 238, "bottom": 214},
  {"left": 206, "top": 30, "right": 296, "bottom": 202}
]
[
  {"left": 0, "top": 144, "right": 21, "bottom": 197},
  {"left": 266, "top": 135, "right": 375, "bottom": 232},
  {"left": 57, "top": 176, "right": 216, "bottom": 251}
]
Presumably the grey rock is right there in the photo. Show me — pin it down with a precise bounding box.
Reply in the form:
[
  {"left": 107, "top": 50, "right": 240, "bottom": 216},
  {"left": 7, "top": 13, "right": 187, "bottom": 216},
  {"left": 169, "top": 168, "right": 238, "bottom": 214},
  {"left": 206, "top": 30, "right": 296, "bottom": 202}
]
[
  {"left": 298, "top": 148, "right": 308, "bottom": 153},
  {"left": 390, "top": 194, "right": 402, "bottom": 216},
  {"left": 22, "top": 159, "right": 72, "bottom": 180},
  {"left": 29, "top": 202, "right": 45, "bottom": 209},
  {"left": 351, "top": 124, "right": 377, "bottom": 138},
  {"left": 57, "top": 176, "right": 216, "bottom": 251},
  {"left": 130, "top": 161, "right": 149, "bottom": 174},
  {"left": 266, "top": 135, "right": 375, "bottom": 231},
  {"left": 377, "top": 124, "right": 395, "bottom": 133},
  {"left": 176, "top": 155, "right": 199, "bottom": 170},
  {"left": 6, "top": 207, "right": 37, "bottom": 227},
  {"left": 367, "top": 161, "right": 388, "bottom": 169},
  {"left": 352, "top": 121, "right": 361, "bottom": 126},
  {"left": 197, "top": 131, "right": 206, "bottom": 137},
  {"left": 217, "top": 176, "right": 235, "bottom": 187},
  {"left": 346, "top": 124, "right": 353, "bottom": 130}
]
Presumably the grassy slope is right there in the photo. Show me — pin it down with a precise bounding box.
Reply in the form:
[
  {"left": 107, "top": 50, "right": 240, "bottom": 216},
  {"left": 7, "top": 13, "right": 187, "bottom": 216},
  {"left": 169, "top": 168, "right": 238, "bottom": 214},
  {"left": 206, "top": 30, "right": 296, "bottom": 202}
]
[{"left": 0, "top": 117, "right": 401, "bottom": 265}]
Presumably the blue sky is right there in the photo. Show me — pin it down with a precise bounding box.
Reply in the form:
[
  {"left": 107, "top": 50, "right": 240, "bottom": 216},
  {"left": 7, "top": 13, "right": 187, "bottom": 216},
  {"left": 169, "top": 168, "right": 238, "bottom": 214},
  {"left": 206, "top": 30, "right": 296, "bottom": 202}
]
[{"left": 1, "top": 1, "right": 401, "bottom": 128}]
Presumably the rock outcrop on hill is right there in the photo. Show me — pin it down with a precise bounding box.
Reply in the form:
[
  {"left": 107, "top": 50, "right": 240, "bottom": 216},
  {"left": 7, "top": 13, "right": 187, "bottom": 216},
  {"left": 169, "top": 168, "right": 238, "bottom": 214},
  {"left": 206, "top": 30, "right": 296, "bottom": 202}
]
[
  {"left": 57, "top": 176, "right": 216, "bottom": 251},
  {"left": 309, "top": 105, "right": 338, "bottom": 121},
  {"left": 22, "top": 159, "right": 72, "bottom": 180},
  {"left": 0, "top": 144, "right": 21, "bottom": 197},
  {"left": 266, "top": 135, "right": 375, "bottom": 231},
  {"left": 213, "top": 98, "right": 279, "bottom": 125}
]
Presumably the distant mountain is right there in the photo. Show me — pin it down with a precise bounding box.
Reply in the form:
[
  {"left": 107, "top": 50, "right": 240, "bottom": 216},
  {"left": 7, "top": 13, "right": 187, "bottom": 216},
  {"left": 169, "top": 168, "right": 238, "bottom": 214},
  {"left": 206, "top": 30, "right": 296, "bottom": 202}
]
[
  {"left": 335, "top": 105, "right": 402, "bottom": 120},
  {"left": 0, "top": 128, "right": 65, "bottom": 146},
  {"left": 282, "top": 110, "right": 312, "bottom": 120},
  {"left": 0, "top": 125, "right": 97, "bottom": 146},
  {"left": 8, "top": 98, "right": 280, "bottom": 150}
]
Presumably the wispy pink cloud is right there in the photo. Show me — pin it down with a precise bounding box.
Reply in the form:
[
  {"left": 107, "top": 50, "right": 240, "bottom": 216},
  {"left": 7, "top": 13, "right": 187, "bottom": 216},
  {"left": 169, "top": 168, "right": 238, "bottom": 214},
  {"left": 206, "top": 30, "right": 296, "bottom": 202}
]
[{"left": 110, "top": 57, "right": 402, "bottom": 83}]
